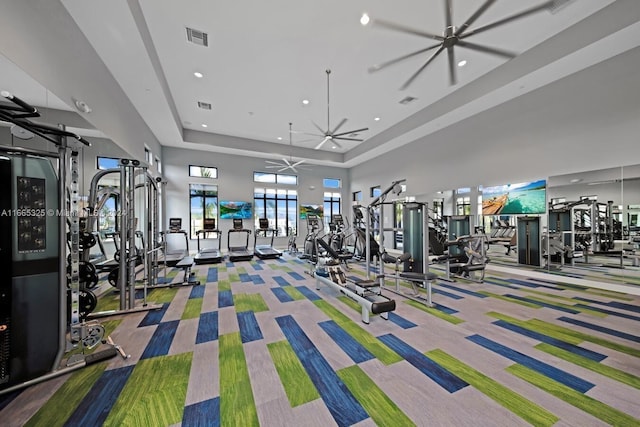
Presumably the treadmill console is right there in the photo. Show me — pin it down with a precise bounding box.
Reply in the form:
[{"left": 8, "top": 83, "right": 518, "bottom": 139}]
[
  {"left": 169, "top": 217, "right": 183, "bottom": 233},
  {"left": 259, "top": 218, "right": 269, "bottom": 230},
  {"left": 233, "top": 218, "right": 244, "bottom": 230},
  {"left": 203, "top": 218, "right": 216, "bottom": 231}
]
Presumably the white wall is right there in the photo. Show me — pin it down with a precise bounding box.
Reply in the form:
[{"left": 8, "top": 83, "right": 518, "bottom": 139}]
[{"left": 162, "top": 146, "right": 349, "bottom": 251}]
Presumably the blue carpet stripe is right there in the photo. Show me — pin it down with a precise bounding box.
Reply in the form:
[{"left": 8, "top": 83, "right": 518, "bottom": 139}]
[
  {"left": 388, "top": 312, "right": 417, "bottom": 329},
  {"left": 493, "top": 320, "right": 607, "bottom": 362},
  {"left": 436, "top": 282, "right": 488, "bottom": 298},
  {"left": 189, "top": 285, "right": 205, "bottom": 299},
  {"left": 273, "top": 276, "right": 291, "bottom": 286},
  {"left": 207, "top": 267, "right": 218, "bottom": 283},
  {"left": 276, "top": 258, "right": 287, "bottom": 263},
  {"left": 378, "top": 334, "right": 468, "bottom": 393},
  {"left": 239, "top": 273, "right": 252, "bottom": 283},
  {"left": 218, "top": 290, "right": 234, "bottom": 308},
  {"left": 271, "top": 287, "right": 294, "bottom": 303},
  {"left": 504, "top": 294, "right": 580, "bottom": 314},
  {"left": 466, "top": 334, "right": 595, "bottom": 393},
  {"left": 288, "top": 271, "right": 306, "bottom": 281},
  {"left": 140, "top": 320, "right": 180, "bottom": 360},
  {"left": 573, "top": 304, "right": 640, "bottom": 322},
  {"left": 196, "top": 311, "right": 219, "bottom": 344},
  {"left": 237, "top": 311, "right": 264, "bottom": 343},
  {"left": 296, "top": 286, "right": 322, "bottom": 301},
  {"left": 433, "top": 288, "right": 464, "bottom": 300},
  {"left": 64, "top": 365, "right": 135, "bottom": 427},
  {"left": 483, "top": 279, "right": 520, "bottom": 289},
  {"left": 574, "top": 296, "right": 606, "bottom": 305},
  {"left": 318, "top": 320, "right": 375, "bottom": 363},
  {"left": 275, "top": 315, "right": 369, "bottom": 427},
  {"left": 138, "top": 303, "right": 169, "bottom": 327},
  {"left": 250, "top": 274, "right": 265, "bottom": 285},
  {"left": 434, "top": 303, "right": 458, "bottom": 315},
  {"left": 574, "top": 297, "right": 640, "bottom": 314},
  {"left": 157, "top": 276, "right": 174, "bottom": 284},
  {"left": 226, "top": 262, "right": 234, "bottom": 268},
  {"left": 251, "top": 263, "right": 264, "bottom": 271},
  {"left": 558, "top": 316, "right": 640, "bottom": 343},
  {"left": 182, "top": 397, "right": 220, "bottom": 427}
]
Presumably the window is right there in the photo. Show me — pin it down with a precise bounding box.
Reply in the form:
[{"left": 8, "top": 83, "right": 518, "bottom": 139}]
[
  {"left": 253, "top": 172, "right": 297, "bottom": 185},
  {"left": 323, "top": 192, "right": 341, "bottom": 227},
  {"left": 323, "top": 178, "right": 341, "bottom": 189},
  {"left": 456, "top": 196, "right": 471, "bottom": 215},
  {"left": 97, "top": 156, "right": 119, "bottom": 170},
  {"left": 394, "top": 202, "right": 403, "bottom": 250},
  {"left": 254, "top": 188, "right": 297, "bottom": 236},
  {"left": 155, "top": 156, "right": 162, "bottom": 174},
  {"left": 371, "top": 186, "right": 381, "bottom": 198},
  {"left": 189, "top": 165, "right": 218, "bottom": 179},
  {"left": 353, "top": 191, "right": 362, "bottom": 203},
  {"left": 432, "top": 199, "right": 444, "bottom": 221},
  {"left": 189, "top": 184, "right": 218, "bottom": 239},
  {"left": 145, "top": 146, "right": 152, "bottom": 165}
]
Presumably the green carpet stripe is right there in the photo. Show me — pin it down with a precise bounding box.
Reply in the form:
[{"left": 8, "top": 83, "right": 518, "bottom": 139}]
[
  {"left": 313, "top": 300, "right": 402, "bottom": 365},
  {"left": 337, "top": 295, "right": 361, "bottom": 312},
  {"left": 24, "top": 362, "right": 107, "bottom": 427},
  {"left": 478, "top": 291, "right": 542, "bottom": 308},
  {"left": 218, "top": 265, "right": 227, "bottom": 273},
  {"left": 337, "top": 365, "right": 415, "bottom": 427},
  {"left": 426, "top": 349, "right": 559, "bottom": 426},
  {"left": 536, "top": 343, "right": 640, "bottom": 390},
  {"left": 95, "top": 292, "right": 124, "bottom": 312},
  {"left": 282, "top": 285, "right": 306, "bottom": 301},
  {"left": 234, "top": 293, "right": 269, "bottom": 313},
  {"left": 522, "top": 289, "right": 587, "bottom": 303},
  {"left": 486, "top": 312, "right": 583, "bottom": 345},
  {"left": 269, "top": 264, "right": 293, "bottom": 272},
  {"left": 197, "top": 275, "right": 207, "bottom": 284},
  {"left": 229, "top": 273, "right": 241, "bottom": 282},
  {"left": 237, "top": 267, "right": 248, "bottom": 274},
  {"left": 584, "top": 289, "right": 634, "bottom": 301},
  {"left": 219, "top": 332, "right": 259, "bottom": 426},
  {"left": 348, "top": 268, "right": 367, "bottom": 277},
  {"left": 164, "top": 269, "right": 180, "bottom": 279},
  {"left": 521, "top": 295, "right": 607, "bottom": 317},
  {"left": 218, "top": 279, "right": 231, "bottom": 291},
  {"left": 104, "top": 352, "right": 192, "bottom": 426},
  {"left": 147, "top": 286, "right": 180, "bottom": 303},
  {"left": 267, "top": 340, "right": 319, "bottom": 407},
  {"left": 507, "top": 364, "right": 640, "bottom": 426},
  {"left": 404, "top": 300, "right": 465, "bottom": 325},
  {"left": 182, "top": 298, "right": 203, "bottom": 320},
  {"left": 527, "top": 319, "right": 640, "bottom": 358}
]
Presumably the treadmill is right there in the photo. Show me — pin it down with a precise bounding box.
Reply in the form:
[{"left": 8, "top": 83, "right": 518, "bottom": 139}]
[
  {"left": 228, "top": 218, "right": 253, "bottom": 261},
  {"left": 195, "top": 218, "right": 223, "bottom": 264},
  {"left": 254, "top": 218, "right": 282, "bottom": 259},
  {"left": 160, "top": 218, "right": 189, "bottom": 267}
]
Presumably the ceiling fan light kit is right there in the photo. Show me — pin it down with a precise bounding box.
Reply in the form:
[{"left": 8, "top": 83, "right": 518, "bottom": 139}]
[{"left": 369, "top": 0, "right": 556, "bottom": 88}]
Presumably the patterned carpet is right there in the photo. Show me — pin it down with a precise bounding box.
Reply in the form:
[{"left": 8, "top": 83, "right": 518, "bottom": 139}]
[{"left": 1, "top": 254, "right": 639, "bottom": 426}]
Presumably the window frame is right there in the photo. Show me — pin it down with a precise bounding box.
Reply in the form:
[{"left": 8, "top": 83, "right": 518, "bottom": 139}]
[
  {"left": 189, "top": 183, "right": 218, "bottom": 239},
  {"left": 253, "top": 187, "right": 298, "bottom": 236},
  {"left": 189, "top": 165, "right": 218, "bottom": 179}
]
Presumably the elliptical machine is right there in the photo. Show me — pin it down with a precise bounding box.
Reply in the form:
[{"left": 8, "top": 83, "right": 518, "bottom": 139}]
[{"left": 299, "top": 214, "right": 321, "bottom": 261}]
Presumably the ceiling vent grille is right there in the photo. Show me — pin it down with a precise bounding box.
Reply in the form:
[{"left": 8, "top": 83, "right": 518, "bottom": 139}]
[
  {"left": 186, "top": 27, "right": 209, "bottom": 46},
  {"left": 399, "top": 96, "right": 417, "bottom": 105},
  {"left": 547, "top": 0, "right": 575, "bottom": 14},
  {"left": 197, "top": 101, "right": 212, "bottom": 110}
]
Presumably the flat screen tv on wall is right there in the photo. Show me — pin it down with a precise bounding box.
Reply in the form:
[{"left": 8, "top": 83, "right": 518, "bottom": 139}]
[
  {"left": 299, "top": 204, "right": 323, "bottom": 219},
  {"left": 219, "top": 201, "right": 253, "bottom": 219},
  {"left": 481, "top": 180, "right": 546, "bottom": 215}
]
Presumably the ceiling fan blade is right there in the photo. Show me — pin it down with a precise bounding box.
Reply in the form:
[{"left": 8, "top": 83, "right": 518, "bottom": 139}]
[
  {"left": 400, "top": 45, "right": 445, "bottom": 90},
  {"left": 265, "top": 165, "right": 284, "bottom": 169},
  {"left": 291, "top": 160, "right": 306, "bottom": 167},
  {"left": 278, "top": 166, "right": 292, "bottom": 173},
  {"left": 311, "top": 120, "right": 326, "bottom": 135},
  {"left": 372, "top": 19, "right": 444, "bottom": 42},
  {"left": 331, "top": 118, "right": 348, "bottom": 135},
  {"left": 314, "top": 136, "right": 331, "bottom": 150},
  {"left": 460, "top": 0, "right": 554, "bottom": 39},
  {"left": 456, "top": 40, "right": 515, "bottom": 59},
  {"left": 265, "top": 160, "right": 285, "bottom": 165},
  {"left": 333, "top": 137, "right": 364, "bottom": 142},
  {"left": 332, "top": 127, "right": 369, "bottom": 137},
  {"left": 368, "top": 43, "right": 442, "bottom": 73},
  {"left": 444, "top": 0, "right": 454, "bottom": 37},
  {"left": 300, "top": 132, "right": 325, "bottom": 138},
  {"left": 454, "top": 0, "right": 496, "bottom": 38},
  {"left": 447, "top": 46, "right": 457, "bottom": 86}
]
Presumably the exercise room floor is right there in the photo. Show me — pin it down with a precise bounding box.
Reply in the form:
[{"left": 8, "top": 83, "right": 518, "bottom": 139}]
[{"left": 1, "top": 254, "right": 640, "bottom": 426}]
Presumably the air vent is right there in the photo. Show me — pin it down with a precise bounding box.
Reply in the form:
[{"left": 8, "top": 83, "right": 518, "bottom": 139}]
[
  {"left": 186, "top": 27, "right": 209, "bottom": 47},
  {"left": 197, "top": 101, "right": 212, "bottom": 110},
  {"left": 399, "top": 96, "right": 417, "bottom": 105},
  {"left": 547, "top": 0, "right": 575, "bottom": 14}
]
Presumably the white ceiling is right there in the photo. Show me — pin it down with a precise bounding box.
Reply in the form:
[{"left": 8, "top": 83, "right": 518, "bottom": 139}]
[{"left": 1, "top": 0, "right": 639, "bottom": 168}]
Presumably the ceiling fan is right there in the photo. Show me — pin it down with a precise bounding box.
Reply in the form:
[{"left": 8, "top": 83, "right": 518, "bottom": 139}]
[
  {"left": 264, "top": 123, "right": 311, "bottom": 173},
  {"left": 368, "top": 0, "right": 556, "bottom": 88},
  {"left": 302, "top": 69, "right": 369, "bottom": 150}
]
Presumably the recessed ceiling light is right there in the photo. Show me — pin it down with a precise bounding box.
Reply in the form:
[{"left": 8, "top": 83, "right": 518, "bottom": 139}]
[
  {"left": 360, "top": 13, "right": 370, "bottom": 26},
  {"left": 570, "top": 178, "right": 582, "bottom": 183},
  {"left": 194, "top": 72, "right": 204, "bottom": 78},
  {"left": 332, "top": 145, "right": 337, "bottom": 149},
  {"left": 374, "top": 117, "right": 380, "bottom": 121},
  {"left": 457, "top": 60, "right": 467, "bottom": 67},
  {"left": 201, "top": 124, "right": 208, "bottom": 128},
  {"left": 302, "top": 99, "right": 309, "bottom": 105},
  {"left": 277, "top": 137, "right": 282, "bottom": 140}
]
